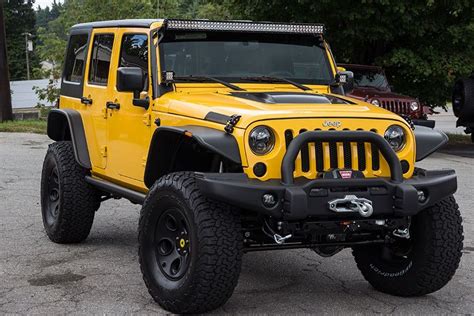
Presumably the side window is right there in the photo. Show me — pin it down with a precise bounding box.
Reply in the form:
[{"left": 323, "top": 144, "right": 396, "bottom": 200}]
[
  {"left": 119, "top": 34, "right": 149, "bottom": 89},
  {"left": 88, "top": 34, "right": 114, "bottom": 85},
  {"left": 64, "top": 34, "right": 89, "bottom": 83}
]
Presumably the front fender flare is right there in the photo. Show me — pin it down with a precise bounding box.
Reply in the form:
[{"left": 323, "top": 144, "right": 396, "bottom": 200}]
[
  {"left": 414, "top": 126, "right": 448, "bottom": 161},
  {"left": 144, "top": 126, "right": 242, "bottom": 188}
]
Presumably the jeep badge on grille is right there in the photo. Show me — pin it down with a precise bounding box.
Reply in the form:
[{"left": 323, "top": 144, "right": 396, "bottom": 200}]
[{"left": 322, "top": 121, "right": 341, "bottom": 128}]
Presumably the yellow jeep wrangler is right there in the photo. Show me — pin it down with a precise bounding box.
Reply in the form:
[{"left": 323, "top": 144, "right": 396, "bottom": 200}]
[{"left": 41, "top": 19, "right": 463, "bottom": 313}]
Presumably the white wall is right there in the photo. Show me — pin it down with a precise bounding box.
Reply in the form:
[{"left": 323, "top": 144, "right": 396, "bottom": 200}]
[{"left": 10, "top": 79, "right": 51, "bottom": 109}]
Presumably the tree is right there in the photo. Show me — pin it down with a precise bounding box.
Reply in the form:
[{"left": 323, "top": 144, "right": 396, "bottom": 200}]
[
  {"left": 4, "top": 0, "right": 38, "bottom": 80},
  {"left": 0, "top": 1, "right": 13, "bottom": 122},
  {"left": 218, "top": 0, "right": 474, "bottom": 108}
]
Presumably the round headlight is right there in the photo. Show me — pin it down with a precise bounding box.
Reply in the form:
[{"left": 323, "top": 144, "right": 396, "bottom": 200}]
[
  {"left": 384, "top": 125, "right": 406, "bottom": 152},
  {"left": 371, "top": 99, "right": 380, "bottom": 106},
  {"left": 410, "top": 101, "right": 419, "bottom": 111},
  {"left": 249, "top": 126, "right": 275, "bottom": 155}
]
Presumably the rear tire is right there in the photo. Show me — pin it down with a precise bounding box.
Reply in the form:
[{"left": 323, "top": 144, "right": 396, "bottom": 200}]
[
  {"left": 353, "top": 196, "right": 463, "bottom": 296},
  {"left": 40, "top": 141, "right": 100, "bottom": 243},
  {"left": 138, "top": 172, "right": 242, "bottom": 313}
]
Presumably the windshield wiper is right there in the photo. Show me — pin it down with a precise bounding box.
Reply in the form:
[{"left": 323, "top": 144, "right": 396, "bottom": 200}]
[
  {"left": 241, "top": 76, "right": 312, "bottom": 91},
  {"left": 172, "top": 75, "right": 245, "bottom": 91}
]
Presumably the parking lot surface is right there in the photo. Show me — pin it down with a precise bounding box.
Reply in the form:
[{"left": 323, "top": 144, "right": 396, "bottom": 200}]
[{"left": 0, "top": 132, "right": 473, "bottom": 314}]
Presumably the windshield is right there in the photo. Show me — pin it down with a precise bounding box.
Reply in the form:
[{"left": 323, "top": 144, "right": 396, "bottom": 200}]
[
  {"left": 159, "top": 31, "right": 334, "bottom": 85},
  {"left": 350, "top": 68, "right": 389, "bottom": 89}
]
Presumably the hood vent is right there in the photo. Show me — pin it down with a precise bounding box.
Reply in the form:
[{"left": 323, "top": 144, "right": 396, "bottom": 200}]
[{"left": 230, "top": 92, "right": 353, "bottom": 104}]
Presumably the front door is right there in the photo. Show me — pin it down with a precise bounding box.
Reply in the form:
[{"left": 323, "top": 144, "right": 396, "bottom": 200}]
[
  {"left": 82, "top": 28, "right": 117, "bottom": 170},
  {"left": 106, "top": 29, "right": 153, "bottom": 189}
]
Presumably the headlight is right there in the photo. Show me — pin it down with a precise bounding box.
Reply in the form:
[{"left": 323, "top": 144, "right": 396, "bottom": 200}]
[
  {"left": 410, "top": 101, "right": 419, "bottom": 111},
  {"left": 384, "top": 125, "right": 406, "bottom": 152},
  {"left": 249, "top": 126, "right": 275, "bottom": 155},
  {"left": 371, "top": 99, "right": 380, "bottom": 106}
]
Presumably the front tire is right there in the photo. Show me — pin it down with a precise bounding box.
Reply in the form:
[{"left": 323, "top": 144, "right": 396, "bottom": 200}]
[
  {"left": 40, "top": 141, "right": 100, "bottom": 243},
  {"left": 138, "top": 172, "right": 242, "bottom": 313},
  {"left": 353, "top": 196, "right": 463, "bottom": 296}
]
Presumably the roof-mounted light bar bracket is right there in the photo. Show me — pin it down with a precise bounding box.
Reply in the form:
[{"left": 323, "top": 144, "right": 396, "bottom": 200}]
[{"left": 164, "top": 19, "right": 325, "bottom": 35}]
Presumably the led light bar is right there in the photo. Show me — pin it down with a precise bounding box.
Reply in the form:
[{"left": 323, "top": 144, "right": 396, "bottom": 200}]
[{"left": 165, "top": 19, "right": 325, "bottom": 35}]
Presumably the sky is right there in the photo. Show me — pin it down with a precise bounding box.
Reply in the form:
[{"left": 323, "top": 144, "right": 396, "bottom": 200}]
[{"left": 34, "top": 0, "right": 61, "bottom": 9}]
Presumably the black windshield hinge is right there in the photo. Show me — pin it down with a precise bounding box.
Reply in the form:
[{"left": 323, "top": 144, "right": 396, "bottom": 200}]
[{"left": 224, "top": 114, "right": 241, "bottom": 134}]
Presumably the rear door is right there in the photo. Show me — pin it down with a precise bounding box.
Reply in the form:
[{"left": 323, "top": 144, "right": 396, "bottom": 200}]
[{"left": 82, "top": 28, "right": 117, "bottom": 170}]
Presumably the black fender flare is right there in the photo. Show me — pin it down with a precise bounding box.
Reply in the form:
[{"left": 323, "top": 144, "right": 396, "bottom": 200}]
[
  {"left": 414, "top": 126, "right": 448, "bottom": 161},
  {"left": 47, "top": 109, "right": 91, "bottom": 169},
  {"left": 144, "top": 125, "right": 242, "bottom": 188}
]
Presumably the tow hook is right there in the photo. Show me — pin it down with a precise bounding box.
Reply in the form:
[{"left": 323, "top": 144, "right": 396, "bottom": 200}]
[
  {"left": 393, "top": 228, "right": 410, "bottom": 239},
  {"left": 328, "top": 195, "right": 374, "bottom": 217},
  {"left": 262, "top": 220, "right": 292, "bottom": 244}
]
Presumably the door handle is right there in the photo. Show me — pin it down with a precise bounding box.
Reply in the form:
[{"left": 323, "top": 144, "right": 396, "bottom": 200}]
[
  {"left": 80, "top": 96, "right": 93, "bottom": 105},
  {"left": 106, "top": 101, "right": 120, "bottom": 110}
]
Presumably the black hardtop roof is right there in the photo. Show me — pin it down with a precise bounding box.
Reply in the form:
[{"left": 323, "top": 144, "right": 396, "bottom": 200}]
[{"left": 71, "top": 19, "right": 163, "bottom": 30}]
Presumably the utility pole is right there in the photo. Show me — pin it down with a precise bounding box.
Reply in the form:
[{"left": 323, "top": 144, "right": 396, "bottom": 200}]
[
  {"left": 22, "top": 32, "right": 32, "bottom": 80},
  {"left": 0, "top": 1, "right": 13, "bottom": 122}
]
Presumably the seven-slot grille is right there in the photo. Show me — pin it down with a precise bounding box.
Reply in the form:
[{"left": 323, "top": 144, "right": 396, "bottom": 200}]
[
  {"left": 284, "top": 128, "right": 382, "bottom": 174},
  {"left": 380, "top": 100, "right": 410, "bottom": 114}
]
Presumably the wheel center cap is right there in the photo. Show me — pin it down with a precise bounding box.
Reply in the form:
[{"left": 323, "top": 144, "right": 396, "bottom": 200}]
[{"left": 176, "top": 234, "right": 189, "bottom": 255}]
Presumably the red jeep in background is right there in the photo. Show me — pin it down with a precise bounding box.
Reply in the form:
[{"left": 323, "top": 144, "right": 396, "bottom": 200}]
[{"left": 339, "top": 64, "right": 435, "bottom": 128}]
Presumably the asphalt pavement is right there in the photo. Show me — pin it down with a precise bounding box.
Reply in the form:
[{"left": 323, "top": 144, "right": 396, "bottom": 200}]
[{"left": 0, "top": 133, "right": 473, "bottom": 314}]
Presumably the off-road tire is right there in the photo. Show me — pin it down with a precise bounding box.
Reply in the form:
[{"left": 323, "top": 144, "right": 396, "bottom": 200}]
[
  {"left": 453, "top": 78, "right": 474, "bottom": 120},
  {"left": 353, "top": 196, "right": 463, "bottom": 296},
  {"left": 40, "top": 141, "right": 100, "bottom": 243},
  {"left": 138, "top": 172, "right": 243, "bottom": 314}
]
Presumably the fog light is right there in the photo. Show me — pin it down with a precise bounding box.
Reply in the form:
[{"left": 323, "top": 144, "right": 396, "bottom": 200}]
[
  {"left": 262, "top": 193, "right": 277, "bottom": 208},
  {"left": 253, "top": 162, "right": 267, "bottom": 177},
  {"left": 417, "top": 190, "right": 427, "bottom": 203}
]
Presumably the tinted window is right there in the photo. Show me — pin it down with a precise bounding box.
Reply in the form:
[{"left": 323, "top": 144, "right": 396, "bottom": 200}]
[
  {"left": 349, "top": 68, "right": 389, "bottom": 90},
  {"left": 160, "top": 32, "right": 332, "bottom": 84},
  {"left": 88, "top": 34, "right": 114, "bottom": 85},
  {"left": 119, "top": 34, "right": 148, "bottom": 71},
  {"left": 64, "top": 34, "right": 88, "bottom": 83}
]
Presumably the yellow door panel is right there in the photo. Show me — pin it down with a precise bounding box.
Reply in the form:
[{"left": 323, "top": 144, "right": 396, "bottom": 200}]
[
  {"left": 105, "top": 28, "right": 153, "bottom": 183},
  {"left": 81, "top": 28, "right": 118, "bottom": 170}
]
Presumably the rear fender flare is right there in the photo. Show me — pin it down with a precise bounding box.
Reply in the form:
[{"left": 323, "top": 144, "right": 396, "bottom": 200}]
[{"left": 47, "top": 109, "right": 91, "bottom": 169}]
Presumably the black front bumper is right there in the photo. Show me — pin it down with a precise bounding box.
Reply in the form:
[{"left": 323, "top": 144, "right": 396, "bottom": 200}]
[
  {"left": 195, "top": 169, "right": 456, "bottom": 220},
  {"left": 195, "top": 131, "right": 457, "bottom": 220}
]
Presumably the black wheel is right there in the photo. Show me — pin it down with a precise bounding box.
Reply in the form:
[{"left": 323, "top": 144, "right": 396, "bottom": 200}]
[
  {"left": 138, "top": 172, "right": 242, "bottom": 314},
  {"left": 353, "top": 196, "right": 463, "bottom": 296},
  {"left": 453, "top": 78, "right": 474, "bottom": 120},
  {"left": 40, "top": 141, "right": 100, "bottom": 243}
]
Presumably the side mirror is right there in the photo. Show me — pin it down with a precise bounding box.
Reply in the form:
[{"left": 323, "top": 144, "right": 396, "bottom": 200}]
[
  {"left": 336, "top": 71, "right": 354, "bottom": 95},
  {"left": 117, "top": 67, "right": 149, "bottom": 109}
]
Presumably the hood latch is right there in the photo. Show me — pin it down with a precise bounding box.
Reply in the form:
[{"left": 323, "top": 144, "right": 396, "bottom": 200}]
[{"left": 224, "top": 114, "right": 241, "bottom": 134}]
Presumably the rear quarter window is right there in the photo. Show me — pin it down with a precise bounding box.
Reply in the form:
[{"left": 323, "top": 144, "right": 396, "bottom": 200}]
[
  {"left": 61, "top": 32, "right": 90, "bottom": 98},
  {"left": 64, "top": 34, "right": 89, "bottom": 83}
]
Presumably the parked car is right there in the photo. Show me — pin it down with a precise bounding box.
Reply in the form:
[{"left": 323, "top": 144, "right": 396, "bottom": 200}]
[
  {"left": 339, "top": 64, "right": 435, "bottom": 127},
  {"left": 453, "top": 76, "right": 474, "bottom": 142},
  {"left": 41, "top": 19, "right": 462, "bottom": 313}
]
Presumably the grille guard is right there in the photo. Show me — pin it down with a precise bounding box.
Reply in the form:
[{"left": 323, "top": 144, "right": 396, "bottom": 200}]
[{"left": 281, "top": 131, "right": 403, "bottom": 185}]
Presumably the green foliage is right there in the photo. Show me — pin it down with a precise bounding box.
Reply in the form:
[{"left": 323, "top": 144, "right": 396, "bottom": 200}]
[
  {"left": 4, "top": 0, "right": 39, "bottom": 80},
  {"left": 219, "top": 0, "right": 474, "bottom": 108},
  {"left": 0, "top": 119, "right": 47, "bottom": 134}
]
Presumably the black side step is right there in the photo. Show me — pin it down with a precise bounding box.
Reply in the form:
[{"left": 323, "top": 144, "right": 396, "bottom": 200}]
[{"left": 85, "top": 176, "right": 146, "bottom": 205}]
